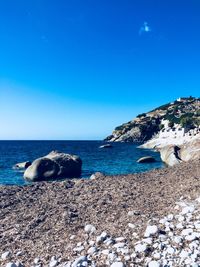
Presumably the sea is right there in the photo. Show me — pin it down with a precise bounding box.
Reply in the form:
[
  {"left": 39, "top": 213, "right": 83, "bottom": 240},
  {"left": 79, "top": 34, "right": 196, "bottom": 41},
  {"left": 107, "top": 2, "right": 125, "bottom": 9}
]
[{"left": 0, "top": 140, "right": 163, "bottom": 185}]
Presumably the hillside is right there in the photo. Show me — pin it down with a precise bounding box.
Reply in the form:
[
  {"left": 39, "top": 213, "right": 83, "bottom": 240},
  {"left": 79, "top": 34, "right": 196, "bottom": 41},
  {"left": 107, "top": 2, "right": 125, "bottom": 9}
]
[{"left": 105, "top": 97, "right": 200, "bottom": 143}]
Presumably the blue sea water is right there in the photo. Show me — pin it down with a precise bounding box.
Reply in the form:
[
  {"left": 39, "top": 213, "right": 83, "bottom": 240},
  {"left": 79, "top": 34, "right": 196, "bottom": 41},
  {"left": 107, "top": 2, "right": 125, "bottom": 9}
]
[{"left": 0, "top": 141, "right": 163, "bottom": 185}]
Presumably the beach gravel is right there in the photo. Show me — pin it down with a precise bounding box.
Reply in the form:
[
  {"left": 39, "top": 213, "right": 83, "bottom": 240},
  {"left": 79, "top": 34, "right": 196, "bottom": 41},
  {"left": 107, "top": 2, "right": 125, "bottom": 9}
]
[{"left": 0, "top": 159, "right": 200, "bottom": 266}]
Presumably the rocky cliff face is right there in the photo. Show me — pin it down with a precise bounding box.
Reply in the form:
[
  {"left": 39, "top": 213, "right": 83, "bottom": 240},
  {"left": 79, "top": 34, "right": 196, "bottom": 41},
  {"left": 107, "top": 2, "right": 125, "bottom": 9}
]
[
  {"left": 105, "top": 97, "right": 200, "bottom": 143},
  {"left": 105, "top": 116, "right": 161, "bottom": 142}
]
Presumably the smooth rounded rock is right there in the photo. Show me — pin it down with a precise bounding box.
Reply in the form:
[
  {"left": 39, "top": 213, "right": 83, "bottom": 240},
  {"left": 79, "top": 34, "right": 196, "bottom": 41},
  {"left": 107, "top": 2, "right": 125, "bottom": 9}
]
[
  {"left": 72, "top": 256, "right": 87, "bottom": 267},
  {"left": 1, "top": 251, "right": 11, "bottom": 260},
  {"left": 6, "top": 263, "right": 17, "bottom": 267},
  {"left": 144, "top": 225, "right": 158, "bottom": 237},
  {"left": 84, "top": 224, "right": 96, "bottom": 234},
  {"left": 87, "top": 246, "right": 97, "bottom": 255},
  {"left": 110, "top": 262, "right": 125, "bottom": 267},
  {"left": 135, "top": 243, "right": 147, "bottom": 253},
  {"left": 49, "top": 259, "right": 58, "bottom": 267},
  {"left": 24, "top": 151, "right": 82, "bottom": 181},
  {"left": 148, "top": 261, "right": 160, "bottom": 267}
]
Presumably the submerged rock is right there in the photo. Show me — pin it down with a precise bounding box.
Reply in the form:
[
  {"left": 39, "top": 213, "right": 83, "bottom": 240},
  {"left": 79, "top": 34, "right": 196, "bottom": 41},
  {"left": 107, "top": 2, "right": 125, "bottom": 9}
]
[
  {"left": 24, "top": 151, "right": 82, "bottom": 181},
  {"left": 137, "top": 156, "right": 156, "bottom": 163},
  {"left": 99, "top": 144, "right": 113, "bottom": 148}
]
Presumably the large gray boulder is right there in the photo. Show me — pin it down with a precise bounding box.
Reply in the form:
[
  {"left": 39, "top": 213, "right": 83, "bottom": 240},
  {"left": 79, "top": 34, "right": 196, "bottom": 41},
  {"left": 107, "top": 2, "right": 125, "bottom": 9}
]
[{"left": 24, "top": 151, "right": 82, "bottom": 181}]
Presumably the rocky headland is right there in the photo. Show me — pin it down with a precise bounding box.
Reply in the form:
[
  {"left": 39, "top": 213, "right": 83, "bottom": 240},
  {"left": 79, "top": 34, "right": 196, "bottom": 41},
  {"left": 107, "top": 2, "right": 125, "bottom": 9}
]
[
  {"left": 105, "top": 97, "right": 200, "bottom": 143},
  {"left": 105, "top": 97, "right": 200, "bottom": 166}
]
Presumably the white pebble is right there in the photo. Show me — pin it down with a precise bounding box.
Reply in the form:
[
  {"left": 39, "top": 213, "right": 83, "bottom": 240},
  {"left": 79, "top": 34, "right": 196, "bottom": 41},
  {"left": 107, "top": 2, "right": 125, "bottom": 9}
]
[
  {"left": 84, "top": 224, "right": 96, "bottom": 234},
  {"left": 167, "top": 214, "right": 174, "bottom": 221},
  {"left": 148, "top": 261, "right": 160, "bottom": 267},
  {"left": 135, "top": 243, "right": 147, "bottom": 253},
  {"left": 128, "top": 223, "right": 135, "bottom": 229},
  {"left": 108, "top": 252, "right": 117, "bottom": 262},
  {"left": 181, "top": 206, "right": 195, "bottom": 215},
  {"left": 81, "top": 261, "right": 88, "bottom": 267},
  {"left": 185, "top": 232, "right": 198, "bottom": 241},
  {"left": 159, "top": 218, "right": 167, "bottom": 224},
  {"left": 124, "top": 255, "right": 130, "bottom": 261},
  {"left": 110, "top": 262, "right": 125, "bottom": 267},
  {"left": 104, "top": 238, "right": 114, "bottom": 246},
  {"left": 73, "top": 246, "right": 84, "bottom": 252},
  {"left": 16, "top": 251, "right": 23, "bottom": 257},
  {"left": 2, "top": 251, "right": 11, "bottom": 260},
  {"left": 128, "top": 211, "right": 134, "bottom": 216},
  {"left": 15, "top": 261, "right": 23, "bottom": 267},
  {"left": 142, "top": 238, "right": 152, "bottom": 245},
  {"left": 34, "top": 258, "right": 40, "bottom": 264},
  {"left": 153, "top": 253, "right": 161, "bottom": 260},
  {"left": 72, "top": 256, "right": 87, "bottom": 267},
  {"left": 166, "top": 246, "right": 175, "bottom": 254},
  {"left": 194, "top": 222, "right": 200, "bottom": 229},
  {"left": 181, "top": 228, "right": 193, "bottom": 236},
  {"left": 87, "top": 246, "right": 97, "bottom": 255},
  {"left": 6, "top": 263, "right": 17, "bottom": 267},
  {"left": 176, "top": 223, "right": 184, "bottom": 229},
  {"left": 144, "top": 225, "right": 158, "bottom": 237},
  {"left": 89, "top": 240, "right": 95, "bottom": 246},
  {"left": 115, "top": 237, "right": 125, "bottom": 242},
  {"left": 101, "top": 249, "right": 110, "bottom": 255},
  {"left": 113, "top": 242, "right": 126, "bottom": 248},
  {"left": 173, "top": 236, "right": 182, "bottom": 244},
  {"left": 179, "top": 250, "right": 189, "bottom": 258},
  {"left": 49, "top": 259, "right": 58, "bottom": 267},
  {"left": 100, "top": 231, "right": 108, "bottom": 239}
]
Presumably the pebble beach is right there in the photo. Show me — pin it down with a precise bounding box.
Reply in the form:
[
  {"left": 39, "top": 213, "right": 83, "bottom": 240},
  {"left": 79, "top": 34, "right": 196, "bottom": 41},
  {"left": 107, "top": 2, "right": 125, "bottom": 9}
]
[{"left": 1, "top": 159, "right": 200, "bottom": 267}]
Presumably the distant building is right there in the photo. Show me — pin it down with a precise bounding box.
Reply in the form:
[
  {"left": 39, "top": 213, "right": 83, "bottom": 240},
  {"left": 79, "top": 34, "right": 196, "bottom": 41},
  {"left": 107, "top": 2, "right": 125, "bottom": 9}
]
[
  {"left": 177, "top": 96, "right": 196, "bottom": 102},
  {"left": 177, "top": 97, "right": 188, "bottom": 102}
]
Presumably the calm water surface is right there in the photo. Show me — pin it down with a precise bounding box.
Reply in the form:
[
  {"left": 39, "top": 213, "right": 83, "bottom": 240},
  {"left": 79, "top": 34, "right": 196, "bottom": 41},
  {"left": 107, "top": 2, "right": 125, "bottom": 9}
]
[{"left": 0, "top": 141, "right": 163, "bottom": 185}]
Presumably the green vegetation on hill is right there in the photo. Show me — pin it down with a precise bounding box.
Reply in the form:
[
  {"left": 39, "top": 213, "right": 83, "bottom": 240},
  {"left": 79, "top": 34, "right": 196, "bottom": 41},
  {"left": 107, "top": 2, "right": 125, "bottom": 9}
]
[{"left": 105, "top": 97, "right": 200, "bottom": 142}]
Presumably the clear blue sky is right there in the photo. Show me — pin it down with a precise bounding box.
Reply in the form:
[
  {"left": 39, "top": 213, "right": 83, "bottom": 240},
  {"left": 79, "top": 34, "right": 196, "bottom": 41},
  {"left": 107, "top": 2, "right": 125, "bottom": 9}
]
[{"left": 0, "top": 0, "right": 199, "bottom": 140}]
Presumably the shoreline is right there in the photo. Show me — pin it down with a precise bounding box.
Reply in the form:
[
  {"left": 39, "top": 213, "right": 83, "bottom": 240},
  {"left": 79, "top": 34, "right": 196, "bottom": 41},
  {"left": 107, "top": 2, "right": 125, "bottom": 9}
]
[
  {"left": 1, "top": 159, "right": 200, "bottom": 266},
  {"left": 0, "top": 140, "right": 163, "bottom": 186},
  {"left": 140, "top": 131, "right": 200, "bottom": 150}
]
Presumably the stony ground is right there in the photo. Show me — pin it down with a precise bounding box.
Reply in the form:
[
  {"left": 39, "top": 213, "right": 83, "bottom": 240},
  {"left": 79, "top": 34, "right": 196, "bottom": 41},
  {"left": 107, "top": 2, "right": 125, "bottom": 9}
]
[{"left": 0, "top": 159, "right": 200, "bottom": 267}]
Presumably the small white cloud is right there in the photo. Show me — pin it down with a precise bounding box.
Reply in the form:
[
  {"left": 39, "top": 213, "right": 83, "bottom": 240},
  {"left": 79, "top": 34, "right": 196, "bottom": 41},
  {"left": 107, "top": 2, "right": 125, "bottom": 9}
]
[{"left": 139, "top": 22, "right": 151, "bottom": 35}]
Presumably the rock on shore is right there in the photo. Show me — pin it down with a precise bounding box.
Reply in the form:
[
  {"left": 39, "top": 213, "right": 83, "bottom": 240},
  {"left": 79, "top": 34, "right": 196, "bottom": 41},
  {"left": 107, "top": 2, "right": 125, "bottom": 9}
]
[
  {"left": 13, "top": 161, "right": 32, "bottom": 170},
  {"left": 160, "top": 139, "right": 200, "bottom": 166},
  {"left": 24, "top": 151, "right": 82, "bottom": 181}
]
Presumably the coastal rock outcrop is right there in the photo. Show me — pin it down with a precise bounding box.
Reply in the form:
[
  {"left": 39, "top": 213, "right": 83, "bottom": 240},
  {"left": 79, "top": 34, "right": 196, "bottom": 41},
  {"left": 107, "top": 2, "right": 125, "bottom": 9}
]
[
  {"left": 160, "top": 139, "right": 200, "bottom": 166},
  {"left": 24, "top": 151, "right": 82, "bottom": 181},
  {"left": 160, "top": 146, "right": 182, "bottom": 166},
  {"left": 105, "top": 97, "right": 200, "bottom": 143}
]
